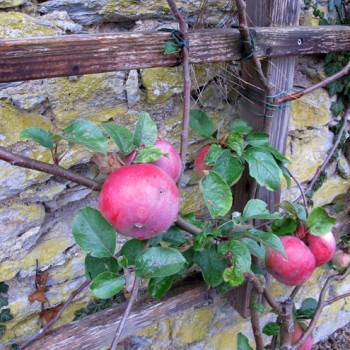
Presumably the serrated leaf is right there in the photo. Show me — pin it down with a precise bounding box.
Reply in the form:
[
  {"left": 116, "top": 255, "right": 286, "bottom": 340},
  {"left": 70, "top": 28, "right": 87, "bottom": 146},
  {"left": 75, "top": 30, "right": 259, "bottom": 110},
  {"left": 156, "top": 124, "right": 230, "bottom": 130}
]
[
  {"left": 252, "top": 303, "right": 265, "bottom": 314},
  {"left": 62, "top": 120, "right": 107, "bottom": 154},
  {"left": 0, "top": 309, "right": 13, "bottom": 322},
  {"left": 242, "top": 199, "right": 281, "bottom": 221},
  {"left": 306, "top": 207, "right": 336, "bottom": 235},
  {"left": 298, "top": 297, "right": 318, "bottom": 319},
  {"left": 120, "top": 239, "right": 145, "bottom": 265},
  {"left": 133, "top": 146, "right": 163, "bottom": 163},
  {"left": 330, "top": 100, "right": 344, "bottom": 117},
  {"left": 20, "top": 128, "right": 54, "bottom": 149},
  {"left": 133, "top": 112, "right": 158, "bottom": 147},
  {"left": 279, "top": 161, "right": 292, "bottom": 188},
  {"left": 204, "top": 144, "right": 223, "bottom": 166},
  {"left": 227, "top": 132, "right": 244, "bottom": 156},
  {"left": 218, "top": 240, "right": 251, "bottom": 274},
  {"left": 237, "top": 332, "right": 253, "bottom": 350},
  {"left": 212, "top": 150, "right": 244, "bottom": 186},
  {"left": 200, "top": 172, "right": 232, "bottom": 218},
  {"left": 0, "top": 282, "right": 9, "bottom": 294},
  {"left": 243, "top": 147, "right": 282, "bottom": 191},
  {"left": 162, "top": 226, "right": 187, "bottom": 247},
  {"left": 279, "top": 201, "right": 307, "bottom": 221},
  {"left": 262, "top": 322, "right": 280, "bottom": 336},
  {"left": 148, "top": 275, "right": 176, "bottom": 298},
  {"left": 230, "top": 119, "right": 252, "bottom": 135},
  {"left": 135, "top": 247, "right": 186, "bottom": 279},
  {"left": 249, "top": 230, "right": 286, "bottom": 257},
  {"left": 193, "top": 246, "right": 227, "bottom": 287},
  {"left": 246, "top": 132, "right": 270, "bottom": 147},
  {"left": 72, "top": 206, "right": 116, "bottom": 258},
  {"left": 101, "top": 123, "right": 135, "bottom": 155},
  {"left": 223, "top": 266, "right": 245, "bottom": 286},
  {"left": 117, "top": 256, "right": 128, "bottom": 269},
  {"left": 85, "top": 254, "right": 120, "bottom": 280},
  {"left": 271, "top": 218, "right": 297, "bottom": 235},
  {"left": 163, "top": 40, "right": 179, "bottom": 54},
  {"left": 242, "top": 238, "right": 265, "bottom": 259},
  {"left": 0, "top": 296, "right": 8, "bottom": 308},
  {"left": 90, "top": 272, "right": 125, "bottom": 299},
  {"left": 189, "top": 109, "right": 215, "bottom": 138}
]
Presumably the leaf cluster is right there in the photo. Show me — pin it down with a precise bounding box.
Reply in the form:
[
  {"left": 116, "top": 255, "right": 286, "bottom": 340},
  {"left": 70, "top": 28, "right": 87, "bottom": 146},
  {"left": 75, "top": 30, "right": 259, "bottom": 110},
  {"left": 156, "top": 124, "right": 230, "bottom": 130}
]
[{"left": 0, "top": 282, "right": 13, "bottom": 340}]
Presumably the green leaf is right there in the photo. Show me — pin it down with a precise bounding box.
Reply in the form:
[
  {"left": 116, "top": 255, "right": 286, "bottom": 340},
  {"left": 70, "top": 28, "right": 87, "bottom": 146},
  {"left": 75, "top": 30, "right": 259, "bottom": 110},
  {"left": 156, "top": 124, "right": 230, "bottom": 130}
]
[
  {"left": 306, "top": 207, "right": 336, "bottom": 235},
  {"left": 133, "top": 146, "right": 163, "bottom": 163},
  {"left": 90, "top": 272, "right": 125, "bottom": 299},
  {"left": 0, "top": 325, "right": 5, "bottom": 339},
  {"left": 194, "top": 246, "right": 227, "bottom": 287},
  {"left": 135, "top": 247, "right": 186, "bottom": 279},
  {"left": 242, "top": 238, "right": 265, "bottom": 259},
  {"left": 279, "top": 161, "right": 292, "bottom": 188},
  {"left": 162, "top": 226, "right": 187, "bottom": 247},
  {"left": 223, "top": 266, "right": 245, "bottom": 286},
  {"left": 117, "top": 256, "right": 128, "bottom": 269},
  {"left": 262, "top": 322, "right": 280, "bottom": 336},
  {"left": 246, "top": 132, "right": 270, "bottom": 147},
  {"left": 330, "top": 100, "right": 344, "bottom": 117},
  {"left": 249, "top": 230, "right": 286, "bottom": 257},
  {"left": 163, "top": 40, "right": 179, "bottom": 54},
  {"left": 189, "top": 109, "right": 215, "bottom": 138},
  {"left": 200, "top": 172, "right": 232, "bottom": 218},
  {"left": 11, "top": 344, "right": 20, "bottom": 350},
  {"left": 0, "top": 309, "right": 13, "bottom": 322},
  {"left": 72, "top": 206, "right": 116, "bottom": 258},
  {"left": 62, "top": 120, "right": 107, "bottom": 154},
  {"left": 219, "top": 240, "right": 251, "bottom": 274},
  {"left": 271, "top": 218, "right": 297, "bottom": 235},
  {"left": 133, "top": 112, "right": 158, "bottom": 147},
  {"left": 0, "top": 282, "right": 9, "bottom": 294},
  {"left": 243, "top": 147, "right": 282, "bottom": 191},
  {"left": 264, "top": 145, "right": 290, "bottom": 164},
  {"left": 148, "top": 275, "right": 176, "bottom": 298},
  {"left": 204, "top": 144, "right": 223, "bottom": 166},
  {"left": 237, "top": 332, "right": 253, "bottom": 350},
  {"left": 212, "top": 150, "right": 244, "bottom": 186},
  {"left": 101, "top": 123, "right": 135, "bottom": 155},
  {"left": 297, "top": 298, "right": 318, "bottom": 319},
  {"left": 85, "top": 254, "right": 120, "bottom": 280},
  {"left": 242, "top": 199, "right": 281, "bottom": 221},
  {"left": 120, "top": 239, "right": 145, "bottom": 265},
  {"left": 0, "top": 296, "right": 8, "bottom": 308},
  {"left": 227, "top": 132, "right": 244, "bottom": 156},
  {"left": 252, "top": 303, "right": 265, "bottom": 314},
  {"left": 20, "top": 127, "right": 54, "bottom": 149},
  {"left": 230, "top": 119, "right": 252, "bottom": 135},
  {"left": 279, "top": 201, "right": 307, "bottom": 221}
]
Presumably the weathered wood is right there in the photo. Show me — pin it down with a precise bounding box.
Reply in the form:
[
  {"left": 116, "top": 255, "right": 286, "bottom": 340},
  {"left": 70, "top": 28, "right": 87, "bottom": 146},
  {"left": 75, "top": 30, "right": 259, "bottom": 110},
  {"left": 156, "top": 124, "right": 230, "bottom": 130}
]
[
  {"left": 1, "top": 26, "right": 350, "bottom": 83},
  {"left": 231, "top": 0, "right": 300, "bottom": 318},
  {"left": 25, "top": 278, "right": 210, "bottom": 350}
]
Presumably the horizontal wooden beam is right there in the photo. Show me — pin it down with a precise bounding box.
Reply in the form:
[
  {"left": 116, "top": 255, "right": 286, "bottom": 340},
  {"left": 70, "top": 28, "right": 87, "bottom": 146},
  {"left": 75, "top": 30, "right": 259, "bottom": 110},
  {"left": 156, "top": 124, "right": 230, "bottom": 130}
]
[
  {"left": 25, "top": 278, "right": 210, "bottom": 350},
  {"left": 0, "top": 26, "right": 350, "bottom": 83}
]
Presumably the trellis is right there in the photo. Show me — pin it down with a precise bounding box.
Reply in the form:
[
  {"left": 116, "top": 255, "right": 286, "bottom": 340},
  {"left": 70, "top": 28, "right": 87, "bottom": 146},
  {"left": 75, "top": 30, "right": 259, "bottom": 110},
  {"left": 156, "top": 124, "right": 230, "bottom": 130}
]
[{"left": 1, "top": 0, "right": 350, "bottom": 348}]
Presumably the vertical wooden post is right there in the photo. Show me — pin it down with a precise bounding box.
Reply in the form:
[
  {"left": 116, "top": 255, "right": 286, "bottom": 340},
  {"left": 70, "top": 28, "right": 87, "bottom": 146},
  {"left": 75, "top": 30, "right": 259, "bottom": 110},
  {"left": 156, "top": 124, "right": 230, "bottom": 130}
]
[{"left": 229, "top": 0, "right": 300, "bottom": 317}]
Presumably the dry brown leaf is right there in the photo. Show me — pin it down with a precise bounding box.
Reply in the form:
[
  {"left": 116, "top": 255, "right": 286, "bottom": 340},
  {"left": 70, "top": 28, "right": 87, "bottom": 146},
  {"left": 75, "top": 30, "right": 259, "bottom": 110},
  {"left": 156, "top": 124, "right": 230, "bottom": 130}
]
[
  {"left": 91, "top": 152, "right": 124, "bottom": 175},
  {"left": 39, "top": 303, "right": 63, "bottom": 324},
  {"left": 35, "top": 271, "right": 49, "bottom": 288},
  {"left": 28, "top": 287, "right": 48, "bottom": 304}
]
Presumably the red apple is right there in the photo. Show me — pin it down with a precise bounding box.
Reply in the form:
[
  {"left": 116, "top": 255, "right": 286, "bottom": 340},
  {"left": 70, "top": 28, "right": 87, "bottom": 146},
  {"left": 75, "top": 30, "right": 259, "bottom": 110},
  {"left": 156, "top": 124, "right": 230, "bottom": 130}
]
[
  {"left": 295, "top": 223, "right": 307, "bottom": 240},
  {"left": 266, "top": 236, "right": 316, "bottom": 286},
  {"left": 291, "top": 322, "right": 314, "bottom": 350},
  {"left": 194, "top": 145, "right": 212, "bottom": 178},
  {"left": 306, "top": 231, "right": 336, "bottom": 267},
  {"left": 99, "top": 163, "right": 180, "bottom": 240},
  {"left": 332, "top": 250, "right": 350, "bottom": 268}
]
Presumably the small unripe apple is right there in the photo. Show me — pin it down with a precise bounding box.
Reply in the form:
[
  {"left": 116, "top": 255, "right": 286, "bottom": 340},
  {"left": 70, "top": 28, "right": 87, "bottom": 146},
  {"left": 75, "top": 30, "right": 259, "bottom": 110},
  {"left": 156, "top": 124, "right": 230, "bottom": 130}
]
[
  {"left": 266, "top": 236, "right": 316, "bottom": 286},
  {"left": 99, "top": 163, "right": 180, "bottom": 240},
  {"left": 194, "top": 145, "right": 212, "bottom": 178},
  {"left": 332, "top": 250, "right": 350, "bottom": 268},
  {"left": 306, "top": 231, "right": 336, "bottom": 267},
  {"left": 292, "top": 322, "right": 314, "bottom": 350}
]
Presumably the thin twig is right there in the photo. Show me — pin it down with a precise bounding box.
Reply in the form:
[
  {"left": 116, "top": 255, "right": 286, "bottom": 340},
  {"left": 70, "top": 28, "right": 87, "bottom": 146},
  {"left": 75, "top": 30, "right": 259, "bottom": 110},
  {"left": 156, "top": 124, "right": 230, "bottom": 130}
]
[
  {"left": 293, "top": 114, "right": 349, "bottom": 203},
  {"left": 165, "top": 0, "right": 191, "bottom": 188},
  {"left": 325, "top": 291, "right": 350, "bottom": 306},
  {"left": 279, "top": 299, "right": 294, "bottom": 350},
  {"left": 109, "top": 277, "right": 141, "bottom": 350},
  {"left": 175, "top": 215, "right": 202, "bottom": 235},
  {"left": 19, "top": 280, "right": 90, "bottom": 349},
  {"left": 292, "top": 265, "right": 350, "bottom": 349},
  {"left": 0, "top": 146, "right": 102, "bottom": 191},
  {"left": 274, "top": 61, "right": 350, "bottom": 105},
  {"left": 286, "top": 168, "right": 308, "bottom": 213}
]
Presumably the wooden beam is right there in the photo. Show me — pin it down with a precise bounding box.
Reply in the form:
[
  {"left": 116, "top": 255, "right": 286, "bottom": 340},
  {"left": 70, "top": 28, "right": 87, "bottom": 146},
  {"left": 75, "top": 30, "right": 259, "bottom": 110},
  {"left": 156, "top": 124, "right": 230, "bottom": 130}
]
[{"left": 0, "top": 26, "right": 350, "bottom": 83}]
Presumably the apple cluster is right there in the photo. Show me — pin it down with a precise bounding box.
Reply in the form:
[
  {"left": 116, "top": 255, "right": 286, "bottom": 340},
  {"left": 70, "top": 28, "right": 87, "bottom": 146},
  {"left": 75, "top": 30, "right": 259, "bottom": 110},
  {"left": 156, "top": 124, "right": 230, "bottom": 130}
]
[
  {"left": 266, "top": 225, "right": 336, "bottom": 286},
  {"left": 99, "top": 139, "right": 182, "bottom": 240}
]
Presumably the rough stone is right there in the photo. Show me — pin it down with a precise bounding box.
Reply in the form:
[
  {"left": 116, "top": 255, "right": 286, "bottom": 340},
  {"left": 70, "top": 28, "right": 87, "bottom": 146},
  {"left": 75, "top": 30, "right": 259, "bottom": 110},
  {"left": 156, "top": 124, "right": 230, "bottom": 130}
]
[
  {"left": 126, "top": 70, "right": 141, "bottom": 108},
  {"left": 199, "top": 81, "right": 225, "bottom": 109},
  {"left": 19, "top": 180, "right": 67, "bottom": 203},
  {"left": 42, "top": 10, "right": 83, "bottom": 33},
  {"left": 0, "top": 0, "right": 26, "bottom": 9},
  {"left": 337, "top": 153, "right": 350, "bottom": 179},
  {"left": 10, "top": 94, "right": 47, "bottom": 112}
]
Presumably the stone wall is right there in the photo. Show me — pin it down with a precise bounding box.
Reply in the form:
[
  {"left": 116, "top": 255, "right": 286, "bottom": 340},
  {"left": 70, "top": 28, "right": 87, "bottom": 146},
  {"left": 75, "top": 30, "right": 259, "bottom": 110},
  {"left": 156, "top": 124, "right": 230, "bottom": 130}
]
[{"left": 0, "top": 1, "right": 349, "bottom": 349}]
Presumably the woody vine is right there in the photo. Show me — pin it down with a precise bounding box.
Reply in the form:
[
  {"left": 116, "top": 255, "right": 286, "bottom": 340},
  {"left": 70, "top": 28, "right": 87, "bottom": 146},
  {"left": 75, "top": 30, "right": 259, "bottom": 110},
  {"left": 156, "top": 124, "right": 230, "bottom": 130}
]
[{"left": 0, "top": 1, "right": 349, "bottom": 350}]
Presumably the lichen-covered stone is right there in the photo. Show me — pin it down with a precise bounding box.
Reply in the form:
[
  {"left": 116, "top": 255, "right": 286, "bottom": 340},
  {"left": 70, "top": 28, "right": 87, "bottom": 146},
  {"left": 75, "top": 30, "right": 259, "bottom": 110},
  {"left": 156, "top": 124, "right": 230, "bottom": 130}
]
[
  {"left": 337, "top": 153, "right": 350, "bottom": 179},
  {"left": 0, "top": 0, "right": 26, "bottom": 9},
  {"left": 0, "top": 12, "right": 60, "bottom": 39},
  {"left": 180, "top": 185, "right": 207, "bottom": 215},
  {"left": 290, "top": 88, "right": 332, "bottom": 130},
  {"left": 42, "top": 10, "right": 83, "bottom": 33},
  {"left": 126, "top": 70, "right": 140, "bottom": 108}
]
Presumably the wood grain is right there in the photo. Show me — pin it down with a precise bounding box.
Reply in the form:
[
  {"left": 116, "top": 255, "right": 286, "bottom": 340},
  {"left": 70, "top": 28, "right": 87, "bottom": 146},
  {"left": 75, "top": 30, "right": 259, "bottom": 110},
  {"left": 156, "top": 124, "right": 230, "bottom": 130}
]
[{"left": 1, "top": 26, "right": 350, "bottom": 82}]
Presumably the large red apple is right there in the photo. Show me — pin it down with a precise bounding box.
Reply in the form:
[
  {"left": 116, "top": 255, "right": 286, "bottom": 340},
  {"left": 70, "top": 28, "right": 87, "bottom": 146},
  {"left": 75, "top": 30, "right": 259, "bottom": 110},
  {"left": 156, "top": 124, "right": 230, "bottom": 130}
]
[
  {"left": 292, "top": 322, "right": 314, "bottom": 350},
  {"left": 306, "top": 231, "right": 336, "bottom": 267},
  {"left": 194, "top": 145, "right": 212, "bottom": 178},
  {"left": 266, "top": 236, "right": 316, "bottom": 286},
  {"left": 99, "top": 163, "right": 180, "bottom": 240}
]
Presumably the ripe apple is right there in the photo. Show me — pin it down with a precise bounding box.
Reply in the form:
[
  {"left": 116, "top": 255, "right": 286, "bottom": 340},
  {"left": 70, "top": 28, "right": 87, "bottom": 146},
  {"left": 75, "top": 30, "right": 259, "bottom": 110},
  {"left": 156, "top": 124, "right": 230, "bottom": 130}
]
[
  {"left": 306, "top": 231, "right": 336, "bottom": 267},
  {"left": 99, "top": 163, "right": 180, "bottom": 240},
  {"left": 291, "top": 322, "right": 314, "bottom": 350},
  {"left": 266, "top": 236, "right": 316, "bottom": 286},
  {"left": 332, "top": 250, "right": 350, "bottom": 268},
  {"left": 295, "top": 223, "right": 307, "bottom": 240},
  {"left": 194, "top": 145, "right": 212, "bottom": 178}
]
